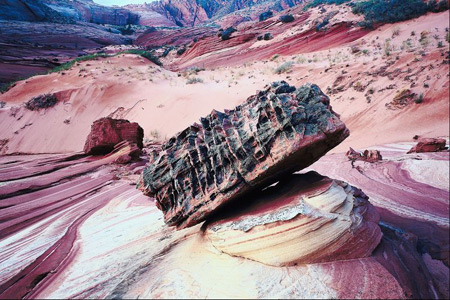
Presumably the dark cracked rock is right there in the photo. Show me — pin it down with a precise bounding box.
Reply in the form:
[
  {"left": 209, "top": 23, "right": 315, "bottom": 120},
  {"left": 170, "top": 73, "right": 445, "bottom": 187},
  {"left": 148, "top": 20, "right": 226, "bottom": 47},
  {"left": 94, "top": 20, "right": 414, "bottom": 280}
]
[{"left": 138, "top": 81, "right": 349, "bottom": 228}]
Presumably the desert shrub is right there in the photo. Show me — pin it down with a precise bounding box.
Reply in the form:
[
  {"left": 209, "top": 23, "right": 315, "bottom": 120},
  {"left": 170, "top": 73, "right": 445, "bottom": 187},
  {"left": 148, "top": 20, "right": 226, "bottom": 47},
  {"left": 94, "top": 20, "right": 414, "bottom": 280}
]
[
  {"left": 220, "top": 27, "right": 237, "bottom": 41},
  {"left": 351, "top": 0, "right": 428, "bottom": 27},
  {"left": 392, "top": 26, "right": 400, "bottom": 37},
  {"left": 437, "top": 41, "right": 444, "bottom": 48},
  {"left": 0, "top": 101, "right": 5, "bottom": 108},
  {"left": 177, "top": 47, "right": 186, "bottom": 55},
  {"left": 383, "top": 39, "right": 392, "bottom": 56},
  {"left": 49, "top": 52, "right": 109, "bottom": 74},
  {"left": 415, "top": 93, "right": 424, "bottom": 104},
  {"left": 304, "top": 0, "right": 350, "bottom": 10},
  {"left": 257, "top": 35, "right": 263, "bottom": 41},
  {"left": 259, "top": 11, "right": 273, "bottom": 21},
  {"left": 419, "top": 31, "right": 430, "bottom": 47},
  {"left": 279, "top": 14, "right": 295, "bottom": 23},
  {"left": 270, "top": 54, "right": 280, "bottom": 61},
  {"left": 263, "top": 33, "right": 273, "bottom": 40},
  {"left": 186, "top": 77, "right": 203, "bottom": 84},
  {"left": 186, "top": 66, "right": 205, "bottom": 75},
  {"left": 25, "top": 94, "right": 58, "bottom": 111},
  {"left": 274, "top": 61, "right": 294, "bottom": 74}
]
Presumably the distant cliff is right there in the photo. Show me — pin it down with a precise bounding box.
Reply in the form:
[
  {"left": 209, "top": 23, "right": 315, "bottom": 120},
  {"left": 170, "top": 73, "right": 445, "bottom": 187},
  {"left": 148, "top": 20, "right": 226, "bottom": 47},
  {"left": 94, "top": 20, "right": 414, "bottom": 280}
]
[{"left": 129, "top": 0, "right": 304, "bottom": 27}]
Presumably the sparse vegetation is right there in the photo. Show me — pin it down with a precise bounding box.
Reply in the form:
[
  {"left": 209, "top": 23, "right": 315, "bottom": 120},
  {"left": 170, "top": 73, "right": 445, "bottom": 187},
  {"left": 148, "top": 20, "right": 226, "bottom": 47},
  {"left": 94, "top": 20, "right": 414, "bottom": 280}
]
[
  {"left": 383, "top": 39, "right": 392, "bottom": 56},
  {"left": 415, "top": 93, "right": 424, "bottom": 104},
  {"left": 48, "top": 52, "right": 109, "bottom": 74},
  {"left": 304, "top": 0, "right": 350, "bottom": 10},
  {"left": 392, "top": 26, "right": 400, "bottom": 38},
  {"left": 186, "top": 77, "right": 204, "bottom": 84},
  {"left": 274, "top": 61, "right": 294, "bottom": 74},
  {"left": 270, "top": 54, "right": 280, "bottom": 61}
]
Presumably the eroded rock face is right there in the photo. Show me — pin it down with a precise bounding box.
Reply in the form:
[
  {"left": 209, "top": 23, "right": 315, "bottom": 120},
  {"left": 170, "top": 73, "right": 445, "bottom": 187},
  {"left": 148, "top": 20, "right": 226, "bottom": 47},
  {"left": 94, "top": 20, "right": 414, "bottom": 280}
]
[
  {"left": 139, "top": 82, "right": 349, "bottom": 228},
  {"left": 407, "top": 138, "right": 447, "bottom": 153},
  {"left": 84, "top": 118, "right": 144, "bottom": 155},
  {"left": 346, "top": 147, "right": 383, "bottom": 163},
  {"left": 205, "top": 171, "right": 382, "bottom": 266}
]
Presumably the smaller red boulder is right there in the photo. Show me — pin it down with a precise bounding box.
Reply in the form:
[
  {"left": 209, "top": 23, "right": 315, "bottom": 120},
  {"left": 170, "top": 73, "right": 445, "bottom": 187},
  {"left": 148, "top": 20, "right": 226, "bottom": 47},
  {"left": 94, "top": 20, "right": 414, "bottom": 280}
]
[
  {"left": 84, "top": 118, "right": 144, "bottom": 155},
  {"left": 407, "top": 138, "right": 447, "bottom": 154}
]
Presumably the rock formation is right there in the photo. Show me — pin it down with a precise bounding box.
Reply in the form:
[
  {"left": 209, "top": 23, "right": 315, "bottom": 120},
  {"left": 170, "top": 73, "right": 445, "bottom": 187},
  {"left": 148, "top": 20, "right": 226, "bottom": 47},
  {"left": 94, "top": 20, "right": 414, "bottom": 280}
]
[
  {"left": 143, "top": 0, "right": 303, "bottom": 27},
  {"left": 139, "top": 82, "right": 349, "bottom": 228},
  {"left": 84, "top": 118, "right": 144, "bottom": 155},
  {"left": 346, "top": 147, "right": 383, "bottom": 162},
  {"left": 407, "top": 138, "right": 447, "bottom": 153},
  {"left": 206, "top": 171, "right": 382, "bottom": 266}
]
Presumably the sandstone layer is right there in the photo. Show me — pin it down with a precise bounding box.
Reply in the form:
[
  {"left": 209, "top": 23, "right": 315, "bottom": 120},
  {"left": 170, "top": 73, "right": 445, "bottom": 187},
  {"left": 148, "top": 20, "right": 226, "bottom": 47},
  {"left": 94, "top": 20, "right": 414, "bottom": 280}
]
[
  {"left": 206, "top": 171, "right": 382, "bottom": 266},
  {"left": 139, "top": 81, "right": 349, "bottom": 228}
]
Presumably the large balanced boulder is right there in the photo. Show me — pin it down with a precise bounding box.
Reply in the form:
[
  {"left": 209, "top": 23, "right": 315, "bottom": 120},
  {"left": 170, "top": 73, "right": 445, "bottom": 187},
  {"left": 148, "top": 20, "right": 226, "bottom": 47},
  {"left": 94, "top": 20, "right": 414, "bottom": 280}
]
[
  {"left": 206, "top": 171, "right": 382, "bottom": 266},
  {"left": 84, "top": 118, "right": 144, "bottom": 155},
  {"left": 139, "top": 82, "right": 349, "bottom": 228}
]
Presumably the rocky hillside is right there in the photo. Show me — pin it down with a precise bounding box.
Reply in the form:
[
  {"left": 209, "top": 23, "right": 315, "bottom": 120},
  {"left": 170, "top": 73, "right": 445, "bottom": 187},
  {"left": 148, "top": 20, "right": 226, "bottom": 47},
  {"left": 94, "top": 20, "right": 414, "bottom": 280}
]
[{"left": 128, "top": 0, "right": 304, "bottom": 27}]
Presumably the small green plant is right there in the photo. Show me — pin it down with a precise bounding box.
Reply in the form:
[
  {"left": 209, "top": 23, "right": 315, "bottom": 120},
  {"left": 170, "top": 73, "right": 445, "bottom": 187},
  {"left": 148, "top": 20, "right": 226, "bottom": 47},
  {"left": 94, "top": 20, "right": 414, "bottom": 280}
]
[
  {"left": 437, "top": 41, "right": 444, "bottom": 48},
  {"left": 411, "top": 31, "right": 416, "bottom": 36},
  {"left": 186, "top": 77, "right": 204, "bottom": 84},
  {"left": 392, "top": 26, "right": 400, "bottom": 38},
  {"left": 414, "top": 93, "right": 424, "bottom": 104},
  {"left": 186, "top": 66, "right": 205, "bottom": 75},
  {"left": 274, "top": 61, "right": 294, "bottom": 74},
  {"left": 296, "top": 55, "right": 307, "bottom": 63},
  {"left": 362, "top": 49, "right": 370, "bottom": 55},
  {"left": 384, "top": 39, "right": 392, "bottom": 56},
  {"left": 0, "top": 101, "right": 5, "bottom": 108},
  {"left": 270, "top": 54, "right": 280, "bottom": 61}
]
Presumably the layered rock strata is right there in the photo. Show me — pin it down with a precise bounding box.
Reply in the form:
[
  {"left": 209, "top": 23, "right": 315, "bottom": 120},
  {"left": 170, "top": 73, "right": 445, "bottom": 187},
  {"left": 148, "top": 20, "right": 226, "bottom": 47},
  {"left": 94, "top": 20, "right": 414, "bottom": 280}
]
[
  {"left": 139, "top": 82, "right": 349, "bottom": 228},
  {"left": 205, "top": 171, "right": 382, "bottom": 266}
]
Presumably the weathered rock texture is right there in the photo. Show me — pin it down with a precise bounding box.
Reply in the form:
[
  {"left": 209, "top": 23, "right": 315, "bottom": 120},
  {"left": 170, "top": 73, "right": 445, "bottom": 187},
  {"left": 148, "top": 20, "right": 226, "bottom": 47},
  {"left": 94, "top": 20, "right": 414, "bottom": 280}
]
[
  {"left": 84, "top": 118, "right": 144, "bottom": 155},
  {"left": 407, "top": 138, "right": 447, "bottom": 154},
  {"left": 205, "top": 171, "right": 382, "bottom": 266},
  {"left": 139, "top": 82, "right": 349, "bottom": 228},
  {"left": 346, "top": 147, "right": 383, "bottom": 162}
]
